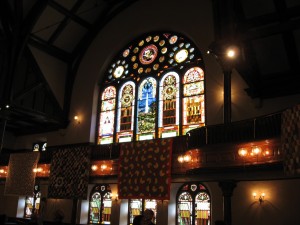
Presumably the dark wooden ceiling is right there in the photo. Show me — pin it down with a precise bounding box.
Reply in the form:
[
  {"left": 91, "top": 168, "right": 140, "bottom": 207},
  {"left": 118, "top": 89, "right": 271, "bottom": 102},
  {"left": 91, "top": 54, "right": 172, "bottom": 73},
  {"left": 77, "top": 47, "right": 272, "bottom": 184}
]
[{"left": 0, "top": 0, "right": 300, "bottom": 136}]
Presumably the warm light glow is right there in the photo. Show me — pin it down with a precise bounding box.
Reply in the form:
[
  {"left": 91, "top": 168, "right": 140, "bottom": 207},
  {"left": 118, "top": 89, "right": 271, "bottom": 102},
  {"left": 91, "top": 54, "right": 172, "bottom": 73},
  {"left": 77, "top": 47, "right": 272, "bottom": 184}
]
[
  {"left": 74, "top": 115, "right": 81, "bottom": 124},
  {"left": 238, "top": 148, "right": 248, "bottom": 157},
  {"left": 91, "top": 165, "right": 98, "bottom": 171},
  {"left": 252, "top": 192, "right": 257, "bottom": 198},
  {"left": 100, "top": 164, "right": 108, "bottom": 170},
  {"left": 0, "top": 169, "right": 5, "bottom": 173},
  {"left": 226, "top": 49, "right": 236, "bottom": 58},
  {"left": 252, "top": 146, "right": 261, "bottom": 155},
  {"left": 183, "top": 154, "right": 191, "bottom": 162},
  {"left": 178, "top": 155, "right": 184, "bottom": 163},
  {"left": 33, "top": 167, "right": 43, "bottom": 173}
]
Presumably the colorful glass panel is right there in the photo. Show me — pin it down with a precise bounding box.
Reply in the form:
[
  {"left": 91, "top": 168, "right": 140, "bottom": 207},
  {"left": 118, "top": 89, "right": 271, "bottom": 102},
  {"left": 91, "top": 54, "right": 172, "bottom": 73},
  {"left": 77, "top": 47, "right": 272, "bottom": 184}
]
[
  {"left": 89, "top": 185, "right": 112, "bottom": 224},
  {"left": 137, "top": 77, "right": 157, "bottom": 140},
  {"left": 177, "top": 183, "right": 211, "bottom": 225},
  {"left": 178, "top": 192, "right": 193, "bottom": 225},
  {"left": 158, "top": 72, "right": 180, "bottom": 138},
  {"left": 99, "top": 86, "right": 116, "bottom": 144},
  {"left": 117, "top": 82, "right": 135, "bottom": 142},
  {"left": 129, "top": 199, "right": 157, "bottom": 225}
]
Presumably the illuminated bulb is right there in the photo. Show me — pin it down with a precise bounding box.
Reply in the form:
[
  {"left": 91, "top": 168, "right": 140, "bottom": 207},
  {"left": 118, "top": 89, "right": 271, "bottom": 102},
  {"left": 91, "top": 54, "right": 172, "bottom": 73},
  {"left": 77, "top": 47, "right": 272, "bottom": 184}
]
[
  {"left": 238, "top": 148, "right": 248, "bottom": 157},
  {"left": 253, "top": 192, "right": 257, "bottom": 198},
  {"left": 227, "top": 49, "right": 235, "bottom": 58},
  {"left": 100, "top": 164, "right": 107, "bottom": 170},
  {"left": 183, "top": 154, "right": 191, "bottom": 162},
  {"left": 0, "top": 169, "right": 4, "bottom": 173},
  {"left": 177, "top": 155, "right": 184, "bottom": 163},
  {"left": 252, "top": 146, "right": 261, "bottom": 155},
  {"left": 91, "top": 165, "right": 98, "bottom": 171}
]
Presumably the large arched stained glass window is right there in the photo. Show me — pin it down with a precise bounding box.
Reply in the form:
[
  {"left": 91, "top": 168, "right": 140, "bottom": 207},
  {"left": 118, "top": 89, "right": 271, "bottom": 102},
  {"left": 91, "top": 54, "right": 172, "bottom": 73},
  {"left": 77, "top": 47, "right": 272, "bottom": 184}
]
[
  {"left": 137, "top": 77, "right": 157, "bottom": 141},
  {"left": 117, "top": 81, "right": 135, "bottom": 142},
  {"left": 99, "top": 86, "right": 116, "bottom": 144},
  {"left": 88, "top": 184, "right": 112, "bottom": 224},
  {"left": 159, "top": 72, "right": 180, "bottom": 138},
  {"left": 177, "top": 183, "right": 211, "bottom": 225},
  {"left": 98, "top": 32, "right": 205, "bottom": 144}
]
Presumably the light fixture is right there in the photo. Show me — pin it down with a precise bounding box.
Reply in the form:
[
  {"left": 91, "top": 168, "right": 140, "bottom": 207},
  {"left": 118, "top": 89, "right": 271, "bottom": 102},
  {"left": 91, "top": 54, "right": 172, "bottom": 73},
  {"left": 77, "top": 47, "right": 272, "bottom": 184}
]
[
  {"left": 238, "top": 148, "right": 248, "bottom": 157},
  {"left": 183, "top": 154, "right": 191, "bottom": 162},
  {"left": 253, "top": 192, "right": 265, "bottom": 204},
  {"left": 177, "top": 155, "right": 184, "bottom": 163},
  {"left": 33, "top": 167, "right": 43, "bottom": 173},
  {"left": 114, "top": 193, "right": 119, "bottom": 201},
  {"left": 251, "top": 146, "right": 261, "bottom": 156},
  {"left": 74, "top": 115, "right": 81, "bottom": 124},
  {"left": 91, "top": 165, "right": 98, "bottom": 171},
  {"left": 100, "top": 164, "right": 108, "bottom": 171}
]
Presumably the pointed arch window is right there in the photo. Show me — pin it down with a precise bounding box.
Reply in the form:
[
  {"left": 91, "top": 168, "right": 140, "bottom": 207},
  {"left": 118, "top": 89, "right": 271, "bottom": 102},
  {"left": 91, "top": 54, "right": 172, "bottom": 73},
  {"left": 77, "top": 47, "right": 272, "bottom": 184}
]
[
  {"left": 98, "top": 32, "right": 206, "bottom": 144},
  {"left": 88, "top": 184, "right": 112, "bottom": 224},
  {"left": 176, "top": 183, "right": 211, "bottom": 225}
]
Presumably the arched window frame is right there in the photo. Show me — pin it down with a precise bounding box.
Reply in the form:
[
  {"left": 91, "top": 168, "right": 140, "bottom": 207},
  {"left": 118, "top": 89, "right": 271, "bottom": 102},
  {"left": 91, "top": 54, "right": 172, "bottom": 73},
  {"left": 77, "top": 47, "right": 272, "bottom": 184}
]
[
  {"left": 97, "top": 32, "right": 205, "bottom": 144},
  {"left": 128, "top": 198, "right": 158, "bottom": 225},
  {"left": 24, "top": 184, "right": 41, "bottom": 218},
  {"left": 176, "top": 183, "right": 211, "bottom": 225},
  {"left": 88, "top": 184, "right": 112, "bottom": 224}
]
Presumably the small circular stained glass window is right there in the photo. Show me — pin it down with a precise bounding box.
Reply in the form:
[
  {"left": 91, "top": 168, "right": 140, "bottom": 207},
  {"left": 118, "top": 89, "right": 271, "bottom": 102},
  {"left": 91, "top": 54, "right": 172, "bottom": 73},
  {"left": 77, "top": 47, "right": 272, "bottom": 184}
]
[
  {"left": 139, "top": 44, "right": 158, "bottom": 65},
  {"left": 113, "top": 66, "right": 124, "bottom": 78},
  {"left": 175, "top": 49, "right": 188, "bottom": 63}
]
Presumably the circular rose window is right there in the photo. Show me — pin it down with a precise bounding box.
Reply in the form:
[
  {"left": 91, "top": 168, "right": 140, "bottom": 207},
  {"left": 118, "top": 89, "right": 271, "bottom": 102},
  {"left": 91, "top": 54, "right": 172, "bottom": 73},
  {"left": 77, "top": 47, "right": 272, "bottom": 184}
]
[{"left": 139, "top": 44, "right": 158, "bottom": 65}]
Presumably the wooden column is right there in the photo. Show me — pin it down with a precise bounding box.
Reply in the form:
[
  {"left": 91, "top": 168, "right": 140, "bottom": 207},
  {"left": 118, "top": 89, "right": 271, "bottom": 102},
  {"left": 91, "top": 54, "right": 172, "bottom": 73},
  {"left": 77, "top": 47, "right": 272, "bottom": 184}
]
[{"left": 219, "top": 180, "right": 237, "bottom": 225}]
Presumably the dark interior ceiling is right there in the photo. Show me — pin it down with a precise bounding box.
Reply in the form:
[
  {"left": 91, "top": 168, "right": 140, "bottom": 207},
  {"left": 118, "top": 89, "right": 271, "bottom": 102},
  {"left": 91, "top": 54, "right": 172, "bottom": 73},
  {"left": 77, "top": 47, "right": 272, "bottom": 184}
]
[{"left": 0, "top": 0, "right": 299, "bottom": 136}]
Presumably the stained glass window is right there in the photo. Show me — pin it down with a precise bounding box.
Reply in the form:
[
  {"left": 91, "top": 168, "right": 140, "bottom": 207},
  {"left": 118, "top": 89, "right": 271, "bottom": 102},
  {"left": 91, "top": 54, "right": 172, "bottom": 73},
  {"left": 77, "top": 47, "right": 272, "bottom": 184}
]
[
  {"left": 98, "top": 32, "right": 205, "bottom": 144},
  {"left": 24, "top": 184, "right": 41, "bottom": 218},
  {"left": 137, "top": 77, "right": 157, "bottom": 140},
  {"left": 88, "top": 184, "right": 112, "bottom": 224},
  {"left": 129, "top": 199, "right": 157, "bottom": 225},
  {"left": 117, "top": 82, "right": 135, "bottom": 142},
  {"left": 159, "top": 72, "right": 180, "bottom": 138},
  {"left": 99, "top": 86, "right": 116, "bottom": 144},
  {"left": 176, "top": 183, "right": 211, "bottom": 225}
]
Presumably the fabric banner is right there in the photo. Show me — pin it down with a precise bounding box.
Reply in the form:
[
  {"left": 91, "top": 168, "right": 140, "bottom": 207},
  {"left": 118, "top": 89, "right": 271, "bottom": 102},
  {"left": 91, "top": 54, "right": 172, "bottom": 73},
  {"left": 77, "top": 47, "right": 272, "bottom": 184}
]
[
  {"left": 118, "top": 138, "right": 173, "bottom": 200},
  {"left": 4, "top": 151, "right": 40, "bottom": 196},
  {"left": 281, "top": 104, "right": 300, "bottom": 175},
  {"left": 48, "top": 146, "right": 91, "bottom": 199}
]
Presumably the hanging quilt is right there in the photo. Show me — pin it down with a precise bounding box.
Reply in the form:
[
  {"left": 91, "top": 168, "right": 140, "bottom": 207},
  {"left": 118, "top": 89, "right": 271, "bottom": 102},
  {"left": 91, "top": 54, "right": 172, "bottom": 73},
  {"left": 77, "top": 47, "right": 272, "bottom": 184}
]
[
  {"left": 4, "top": 151, "right": 40, "bottom": 196},
  {"left": 48, "top": 146, "right": 91, "bottom": 199},
  {"left": 118, "top": 138, "right": 173, "bottom": 200}
]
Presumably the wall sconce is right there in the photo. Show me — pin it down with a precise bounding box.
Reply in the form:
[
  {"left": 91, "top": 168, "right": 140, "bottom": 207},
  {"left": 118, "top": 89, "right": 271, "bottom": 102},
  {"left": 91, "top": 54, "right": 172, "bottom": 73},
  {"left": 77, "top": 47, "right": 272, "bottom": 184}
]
[
  {"left": 74, "top": 115, "right": 81, "bottom": 124},
  {"left": 112, "top": 193, "right": 119, "bottom": 201},
  {"left": 177, "top": 153, "right": 191, "bottom": 163},
  {"left": 251, "top": 146, "right": 261, "bottom": 156},
  {"left": 33, "top": 167, "right": 43, "bottom": 173},
  {"left": 253, "top": 192, "right": 265, "bottom": 204}
]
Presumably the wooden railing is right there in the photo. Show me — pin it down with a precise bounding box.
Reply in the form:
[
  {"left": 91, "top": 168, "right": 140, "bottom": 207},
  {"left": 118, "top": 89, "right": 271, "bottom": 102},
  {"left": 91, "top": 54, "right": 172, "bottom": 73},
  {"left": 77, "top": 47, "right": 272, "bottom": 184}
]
[{"left": 187, "top": 111, "right": 282, "bottom": 149}]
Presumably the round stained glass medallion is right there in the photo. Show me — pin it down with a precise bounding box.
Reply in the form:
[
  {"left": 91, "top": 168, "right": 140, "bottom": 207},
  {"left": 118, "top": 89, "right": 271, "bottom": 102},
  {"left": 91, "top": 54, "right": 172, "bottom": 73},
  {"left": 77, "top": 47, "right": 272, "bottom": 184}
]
[
  {"left": 175, "top": 49, "right": 188, "bottom": 63},
  {"left": 121, "top": 93, "right": 133, "bottom": 107},
  {"left": 123, "top": 49, "right": 130, "bottom": 57},
  {"left": 139, "top": 44, "right": 158, "bottom": 65},
  {"left": 169, "top": 35, "right": 178, "bottom": 44},
  {"left": 113, "top": 66, "right": 124, "bottom": 78}
]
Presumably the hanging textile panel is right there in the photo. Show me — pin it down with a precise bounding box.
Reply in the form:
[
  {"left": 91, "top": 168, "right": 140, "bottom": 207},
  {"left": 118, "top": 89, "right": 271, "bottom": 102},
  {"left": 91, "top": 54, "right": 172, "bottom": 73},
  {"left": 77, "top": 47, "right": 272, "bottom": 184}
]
[
  {"left": 4, "top": 152, "right": 40, "bottom": 196},
  {"left": 281, "top": 104, "right": 300, "bottom": 175},
  {"left": 118, "top": 138, "right": 173, "bottom": 200},
  {"left": 48, "top": 146, "right": 91, "bottom": 199}
]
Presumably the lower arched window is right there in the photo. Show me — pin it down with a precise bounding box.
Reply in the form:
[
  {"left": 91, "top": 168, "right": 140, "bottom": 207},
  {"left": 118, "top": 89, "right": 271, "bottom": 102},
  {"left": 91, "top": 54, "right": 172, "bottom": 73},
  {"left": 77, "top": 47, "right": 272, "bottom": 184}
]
[
  {"left": 24, "top": 184, "right": 41, "bottom": 218},
  {"left": 129, "top": 199, "right": 157, "bottom": 225},
  {"left": 176, "top": 183, "right": 211, "bottom": 225},
  {"left": 89, "top": 184, "right": 112, "bottom": 224}
]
